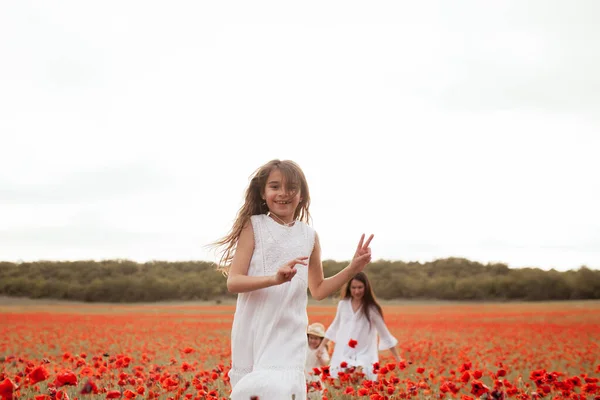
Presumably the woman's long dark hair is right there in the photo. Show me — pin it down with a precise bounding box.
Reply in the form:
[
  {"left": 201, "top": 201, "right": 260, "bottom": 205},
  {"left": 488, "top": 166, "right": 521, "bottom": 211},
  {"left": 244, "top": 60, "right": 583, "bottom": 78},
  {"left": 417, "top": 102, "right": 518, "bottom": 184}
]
[{"left": 341, "top": 272, "right": 383, "bottom": 328}]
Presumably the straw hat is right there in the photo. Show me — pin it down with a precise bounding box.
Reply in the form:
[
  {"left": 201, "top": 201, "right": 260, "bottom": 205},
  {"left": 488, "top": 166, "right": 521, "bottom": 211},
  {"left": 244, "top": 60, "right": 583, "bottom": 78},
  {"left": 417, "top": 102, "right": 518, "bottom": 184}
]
[{"left": 307, "top": 322, "right": 326, "bottom": 338}]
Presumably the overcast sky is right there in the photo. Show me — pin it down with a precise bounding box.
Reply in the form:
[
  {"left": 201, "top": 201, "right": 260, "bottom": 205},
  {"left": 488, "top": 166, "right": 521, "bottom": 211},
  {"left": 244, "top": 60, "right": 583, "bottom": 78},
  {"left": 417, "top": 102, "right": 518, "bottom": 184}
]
[{"left": 1, "top": 1, "right": 599, "bottom": 271}]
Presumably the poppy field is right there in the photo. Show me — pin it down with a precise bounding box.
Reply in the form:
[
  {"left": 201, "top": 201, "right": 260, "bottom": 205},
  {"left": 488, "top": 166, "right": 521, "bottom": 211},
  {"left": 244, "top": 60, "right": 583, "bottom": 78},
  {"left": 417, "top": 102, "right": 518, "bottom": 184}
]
[{"left": 1, "top": 300, "right": 599, "bottom": 400}]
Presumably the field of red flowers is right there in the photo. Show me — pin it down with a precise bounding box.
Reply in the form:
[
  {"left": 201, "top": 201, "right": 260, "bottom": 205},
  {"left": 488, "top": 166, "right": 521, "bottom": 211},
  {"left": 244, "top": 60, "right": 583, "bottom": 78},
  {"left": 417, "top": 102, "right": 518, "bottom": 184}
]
[{"left": 1, "top": 300, "right": 599, "bottom": 400}]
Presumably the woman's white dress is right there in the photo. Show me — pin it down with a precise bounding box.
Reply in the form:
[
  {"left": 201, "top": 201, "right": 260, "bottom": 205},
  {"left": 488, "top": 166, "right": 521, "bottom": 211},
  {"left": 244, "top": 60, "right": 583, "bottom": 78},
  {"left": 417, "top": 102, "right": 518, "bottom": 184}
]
[
  {"left": 229, "top": 214, "right": 315, "bottom": 400},
  {"left": 324, "top": 298, "right": 398, "bottom": 381}
]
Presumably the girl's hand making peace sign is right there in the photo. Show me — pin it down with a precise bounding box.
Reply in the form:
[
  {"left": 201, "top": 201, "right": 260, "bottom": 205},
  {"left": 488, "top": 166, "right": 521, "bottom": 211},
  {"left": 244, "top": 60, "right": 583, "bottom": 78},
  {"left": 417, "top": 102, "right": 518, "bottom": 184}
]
[
  {"left": 349, "top": 234, "right": 374, "bottom": 273},
  {"left": 273, "top": 256, "right": 309, "bottom": 285}
]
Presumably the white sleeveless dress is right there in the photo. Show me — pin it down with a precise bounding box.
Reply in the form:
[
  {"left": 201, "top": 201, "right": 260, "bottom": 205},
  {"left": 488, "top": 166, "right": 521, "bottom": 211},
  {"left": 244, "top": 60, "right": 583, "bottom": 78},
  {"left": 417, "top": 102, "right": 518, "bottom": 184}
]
[{"left": 229, "top": 214, "right": 316, "bottom": 400}]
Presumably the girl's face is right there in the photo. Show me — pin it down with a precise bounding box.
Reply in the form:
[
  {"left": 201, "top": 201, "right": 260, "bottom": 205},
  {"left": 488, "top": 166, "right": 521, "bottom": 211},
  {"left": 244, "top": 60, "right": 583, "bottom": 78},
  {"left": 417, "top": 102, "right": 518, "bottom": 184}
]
[
  {"left": 263, "top": 168, "right": 302, "bottom": 223},
  {"left": 307, "top": 334, "right": 322, "bottom": 349},
  {"left": 350, "top": 279, "right": 365, "bottom": 301}
]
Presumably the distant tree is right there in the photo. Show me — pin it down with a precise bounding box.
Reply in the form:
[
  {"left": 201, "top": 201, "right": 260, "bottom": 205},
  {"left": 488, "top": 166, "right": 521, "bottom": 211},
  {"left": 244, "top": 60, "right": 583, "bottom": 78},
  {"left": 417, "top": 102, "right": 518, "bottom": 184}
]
[{"left": 0, "top": 258, "right": 599, "bottom": 302}]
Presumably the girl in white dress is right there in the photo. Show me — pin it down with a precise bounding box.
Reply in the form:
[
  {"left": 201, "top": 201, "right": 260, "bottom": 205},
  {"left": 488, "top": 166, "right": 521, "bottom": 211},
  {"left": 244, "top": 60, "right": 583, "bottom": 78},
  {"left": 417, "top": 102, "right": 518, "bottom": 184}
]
[
  {"left": 305, "top": 323, "right": 329, "bottom": 399},
  {"left": 212, "top": 159, "right": 374, "bottom": 400},
  {"left": 321, "top": 272, "right": 401, "bottom": 381}
]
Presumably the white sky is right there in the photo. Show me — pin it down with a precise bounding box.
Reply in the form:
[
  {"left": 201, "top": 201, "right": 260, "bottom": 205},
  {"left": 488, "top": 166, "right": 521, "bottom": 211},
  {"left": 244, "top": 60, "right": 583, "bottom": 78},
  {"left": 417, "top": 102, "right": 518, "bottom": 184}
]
[{"left": 1, "top": 1, "right": 599, "bottom": 271}]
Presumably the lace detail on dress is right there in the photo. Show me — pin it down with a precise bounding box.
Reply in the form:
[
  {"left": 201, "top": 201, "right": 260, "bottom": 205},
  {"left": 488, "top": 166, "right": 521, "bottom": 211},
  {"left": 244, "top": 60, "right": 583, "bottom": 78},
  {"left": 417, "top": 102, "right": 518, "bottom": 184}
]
[
  {"left": 256, "top": 365, "right": 305, "bottom": 373},
  {"left": 262, "top": 221, "right": 304, "bottom": 274},
  {"left": 252, "top": 214, "right": 315, "bottom": 285},
  {"left": 230, "top": 365, "right": 253, "bottom": 375}
]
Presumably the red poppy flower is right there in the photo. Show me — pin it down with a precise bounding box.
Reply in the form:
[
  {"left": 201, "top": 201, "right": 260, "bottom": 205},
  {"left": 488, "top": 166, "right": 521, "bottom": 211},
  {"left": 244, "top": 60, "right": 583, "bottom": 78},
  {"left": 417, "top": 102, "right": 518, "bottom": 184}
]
[
  {"left": 54, "top": 371, "right": 77, "bottom": 387},
  {"left": 582, "top": 383, "right": 598, "bottom": 394},
  {"left": 0, "top": 379, "right": 16, "bottom": 400},
  {"left": 471, "top": 379, "right": 490, "bottom": 397},
  {"left": 348, "top": 339, "right": 358, "bottom": 348},
  {"left": 80, "top": 379, "right": 98, "bottom": 395},
  {"left": 55, "top": 391, "right": 69, "bottom": 400},
  {"left": 568, "top": 376, "right": 582, "bottom": 387},
  {"left": 181, "top": 362, "right": 193, "bottom": 372},
  {"left": 28, "top": 366, "right": 50, "bottom": 385},
  {"left": 459, "top": 362, "right": 472, "bottom": 372},
  {"left": 106, "top": 390, "right": 121, "bottom": 399},
  {"left": 460, "top": 371, "right": 471, "bottom": 383}
]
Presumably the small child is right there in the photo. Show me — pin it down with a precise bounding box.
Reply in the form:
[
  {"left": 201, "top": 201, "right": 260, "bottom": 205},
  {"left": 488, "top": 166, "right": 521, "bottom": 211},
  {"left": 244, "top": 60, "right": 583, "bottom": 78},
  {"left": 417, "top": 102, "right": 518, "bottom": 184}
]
[
  {"left": 306, "top": 322, "right": 329, "bottom": 371},
  {"left": 305, "top": 322, "right": 329, "bottom": 399}
]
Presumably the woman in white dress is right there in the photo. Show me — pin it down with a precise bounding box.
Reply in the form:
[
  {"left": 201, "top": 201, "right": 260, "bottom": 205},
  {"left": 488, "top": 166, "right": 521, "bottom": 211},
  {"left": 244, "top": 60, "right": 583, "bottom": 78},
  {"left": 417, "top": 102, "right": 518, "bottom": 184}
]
[
  {"left": 321, "top": 272, "right": 401, "bottom": 381},
  {"left": 212, "top": 159, "right": 375, "bottom": 400},
  {"left": 305, "top": 322, "right": 329, "bottom": 399}
]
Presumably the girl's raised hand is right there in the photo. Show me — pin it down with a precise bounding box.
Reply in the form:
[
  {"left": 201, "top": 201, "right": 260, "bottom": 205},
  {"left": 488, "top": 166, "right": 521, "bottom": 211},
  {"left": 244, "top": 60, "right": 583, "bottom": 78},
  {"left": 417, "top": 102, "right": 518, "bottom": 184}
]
[
  {"left": 349, "top": 234, "right": 374, "bottom": 273},
  {"left": 317, "top": 348, "right": 327, "bottom": 361},
  {"left": 316, "top": 341, "right": 327, "bottom": 355},
  {"left": 273, "top": 256, "right": 309, "bottom": 285}
]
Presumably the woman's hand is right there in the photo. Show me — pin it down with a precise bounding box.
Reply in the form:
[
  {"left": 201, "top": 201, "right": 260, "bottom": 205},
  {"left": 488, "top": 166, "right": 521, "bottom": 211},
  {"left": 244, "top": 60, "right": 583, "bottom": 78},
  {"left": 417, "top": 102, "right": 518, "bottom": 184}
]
[
  {"left": 349, "top": 234, "right": 374, "bottom": 273},
  {"left": 389, "top": 347, "right": 402, "bottom": 363},
  {"left": 273, "top": 257, "right": 308, "bottom": 285}
]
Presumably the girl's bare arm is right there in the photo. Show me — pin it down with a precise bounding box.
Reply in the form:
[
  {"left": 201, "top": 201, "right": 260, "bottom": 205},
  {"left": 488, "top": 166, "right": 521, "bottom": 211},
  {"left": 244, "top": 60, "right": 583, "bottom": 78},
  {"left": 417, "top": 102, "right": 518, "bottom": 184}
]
[
  {"left": 226, "top": 223, "right": 275, "bottom": 293},
  {"left": 307, "top": 233, "right": 373, "bottom": 300}
]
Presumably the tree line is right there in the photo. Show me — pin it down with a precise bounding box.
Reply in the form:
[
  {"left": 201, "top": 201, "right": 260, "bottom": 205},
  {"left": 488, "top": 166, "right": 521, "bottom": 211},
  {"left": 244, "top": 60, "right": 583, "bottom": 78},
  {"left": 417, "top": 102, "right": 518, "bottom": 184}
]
[{"left": 0, "top": 258, "right": 598, "bottom": 303}]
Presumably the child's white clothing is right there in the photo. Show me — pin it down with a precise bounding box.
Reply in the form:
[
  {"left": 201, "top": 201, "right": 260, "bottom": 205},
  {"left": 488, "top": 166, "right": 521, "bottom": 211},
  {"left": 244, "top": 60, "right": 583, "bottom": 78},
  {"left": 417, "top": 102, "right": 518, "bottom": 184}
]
[
  {"left": 305, "top": 347, "right": 329, "bottom": 400},
  {"left": 325, "top": 298, "right": 398, "bottom": 381},
  {"left": 305, "top": 346, "right": 329, "bottom": 374},
  {"left": 229, "top": 214, "right": 316, "bottom": 400}
]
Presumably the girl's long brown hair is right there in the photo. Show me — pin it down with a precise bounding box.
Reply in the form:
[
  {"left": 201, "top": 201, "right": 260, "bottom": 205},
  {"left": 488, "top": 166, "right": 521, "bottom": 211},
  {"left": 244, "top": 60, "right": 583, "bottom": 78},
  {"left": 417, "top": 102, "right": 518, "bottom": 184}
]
[
  {"left": 341, "top": 272, "right": 384, "bottom": 328},
  {"left": 211, "top": 159, "right": 311, "bottom": 274}
]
